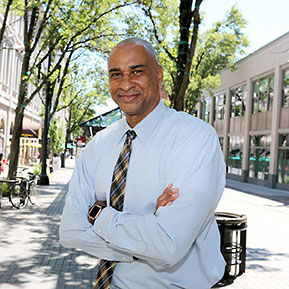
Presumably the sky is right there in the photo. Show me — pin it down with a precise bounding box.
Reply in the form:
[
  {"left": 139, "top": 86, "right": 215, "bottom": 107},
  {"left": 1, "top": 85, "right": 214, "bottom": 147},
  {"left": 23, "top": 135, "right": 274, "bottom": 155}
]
[
  {"left": 201, "top": 0, "right": 289, "bottom": 54},
  {"left": 95, "top": 0, "right": 289, "bottom": 115}
]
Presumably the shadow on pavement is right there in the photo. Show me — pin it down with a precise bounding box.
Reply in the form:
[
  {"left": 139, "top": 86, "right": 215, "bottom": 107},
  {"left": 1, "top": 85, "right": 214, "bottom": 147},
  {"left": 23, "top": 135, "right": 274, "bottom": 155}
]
[
  {"left": 212, "top": 245, "right": 289, "bottom": 288},
  {"left": 0, "top": 183, "right": 98, "bottom": 289},
  {"left": 246, "top": 247, "right": 289, "bottom": 271}
]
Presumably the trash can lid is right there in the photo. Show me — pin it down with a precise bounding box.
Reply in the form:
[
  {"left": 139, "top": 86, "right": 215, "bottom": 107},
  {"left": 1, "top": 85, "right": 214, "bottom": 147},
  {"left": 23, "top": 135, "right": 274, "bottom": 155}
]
[{"left": 215, "top": 212, "right": 247, "bottom": 225}]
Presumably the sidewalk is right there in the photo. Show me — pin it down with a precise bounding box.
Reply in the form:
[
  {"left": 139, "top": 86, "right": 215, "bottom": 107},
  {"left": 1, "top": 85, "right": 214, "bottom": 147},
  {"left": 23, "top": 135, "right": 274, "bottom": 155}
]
[
  {"left": 226, "top": 179, "right": 289, "bottom": 205},
  {"left": 217, "top": 183, "right": 289, "bottom": 289},
  {"left": 0, "top": 158, "right": 98, "bottom": 289},
  {"left": 1, "top": 161, "right": 289, "bottom": 288}
]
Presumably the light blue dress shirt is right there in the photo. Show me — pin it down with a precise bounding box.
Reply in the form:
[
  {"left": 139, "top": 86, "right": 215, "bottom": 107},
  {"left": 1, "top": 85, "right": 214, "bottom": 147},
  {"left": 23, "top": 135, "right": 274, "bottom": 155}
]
[{"left": 59, "top": 100, "right": 226, "bottom": 289}]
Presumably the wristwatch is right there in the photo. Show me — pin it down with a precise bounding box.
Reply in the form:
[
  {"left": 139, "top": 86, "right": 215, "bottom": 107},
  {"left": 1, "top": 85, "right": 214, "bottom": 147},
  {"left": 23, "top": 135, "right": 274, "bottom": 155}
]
[{"left": 88, "top": 201, "right": 106, "bottom": 225}]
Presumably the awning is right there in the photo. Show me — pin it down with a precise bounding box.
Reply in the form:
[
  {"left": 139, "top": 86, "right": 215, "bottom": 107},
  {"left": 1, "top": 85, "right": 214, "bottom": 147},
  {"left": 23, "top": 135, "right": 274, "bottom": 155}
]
[
  {"left": 22, "top": 117, "right": 42, "bottom": 138},
  {"left": 25, "top": 143, "right": 42, "bottom": 148},
  {"left": 60, "top": 144, "right": 75, "bottom": 149}
]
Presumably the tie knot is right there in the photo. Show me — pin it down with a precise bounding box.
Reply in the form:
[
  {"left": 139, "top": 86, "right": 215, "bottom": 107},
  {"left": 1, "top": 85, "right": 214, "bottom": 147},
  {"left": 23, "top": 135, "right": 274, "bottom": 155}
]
[{"left": 126, "top": 130, "right": 137, "bottom": 141}]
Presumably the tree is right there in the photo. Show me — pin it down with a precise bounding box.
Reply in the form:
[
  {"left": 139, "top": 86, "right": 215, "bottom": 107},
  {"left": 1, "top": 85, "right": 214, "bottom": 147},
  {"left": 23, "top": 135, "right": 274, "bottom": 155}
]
[
  {"left": 62, "top": 92, "right": 95, "bottom": 163},
  {"left": 6, "top": 0, "right": 135, "bottom": 179},
  {"left": 128, "top": 0, "right": 203, "bottom": 111},
  {"left": 186, "top": 5, "right": 249, "bottom": 111},
  {"left": 0, "top": 0, "right": 13, "bottom": 45},
  {"left": 171, "top": 0, "right": 203, "bottom": 111},
  {"left": 123, "top": 1, "right": 248, "bottom": 112},
  {"left": 49, "top": 62, "right": 108, "bottom": 167},
  {"left": 49, "top": 117, "right": 64, "bottom": 156}
]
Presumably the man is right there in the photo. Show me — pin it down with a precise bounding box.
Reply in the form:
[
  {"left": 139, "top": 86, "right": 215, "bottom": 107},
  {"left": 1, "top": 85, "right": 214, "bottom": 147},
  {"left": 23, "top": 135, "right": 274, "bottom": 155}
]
[{"left": 59, "top": 38, "right": 226, "bottom": 289}]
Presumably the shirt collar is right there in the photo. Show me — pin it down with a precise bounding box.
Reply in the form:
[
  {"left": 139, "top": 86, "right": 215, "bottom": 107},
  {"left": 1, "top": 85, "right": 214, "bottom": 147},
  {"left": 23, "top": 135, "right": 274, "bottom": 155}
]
[
  {"left": 132, "top": 100, "right": 167, "bottom": 143},
  {"left": 116, "top": 100, "right": 167, "bottom": 144}
]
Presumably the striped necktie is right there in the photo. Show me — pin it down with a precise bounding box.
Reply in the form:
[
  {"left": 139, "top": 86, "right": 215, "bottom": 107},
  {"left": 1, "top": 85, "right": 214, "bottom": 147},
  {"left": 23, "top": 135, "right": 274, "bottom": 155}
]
[{"left": 95, "top": 130, "right": 137, "bottom": 289}]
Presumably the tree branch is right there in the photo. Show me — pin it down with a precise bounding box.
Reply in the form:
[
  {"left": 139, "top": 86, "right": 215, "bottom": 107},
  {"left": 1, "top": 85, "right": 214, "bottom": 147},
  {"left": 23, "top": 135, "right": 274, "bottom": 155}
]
[
  {"left": 0, "top": 0, "right": 13, "bottom": 45},
  {"left": 31, "top": 0, "right": 54, "bottom": 52},
  {"left": 51, "top": 49, "right": 75, "bottom": 115},
  {"left": 194, "top": 51, "right": 204, "bottom": 73},
  {"left": 141, "top": 6, "right": 175, "bottom": 61}
]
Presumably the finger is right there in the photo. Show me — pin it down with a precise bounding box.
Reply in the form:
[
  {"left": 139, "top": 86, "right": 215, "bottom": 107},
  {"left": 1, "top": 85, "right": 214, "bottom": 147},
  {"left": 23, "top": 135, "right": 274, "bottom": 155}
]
[
  {"left": 160, "top": 184, "right": 173, "bottom": 198},
  {"left": 155, "top": 193, "right": 178, "bottom": 213},
  {"left": 158, "top": 187, "right": 179, "bottom": 203},
  {"left": 158, "top": 190, "right": 179, "bottom": 207},
  {"left": 158, "top": 184, "right": 174, "bottom": 202},
  {"left": 164, "top": 192, "right": 179, "bottom": 205},
  {"left": 170, "top": 192, "right": 179, "bottom": 201}
]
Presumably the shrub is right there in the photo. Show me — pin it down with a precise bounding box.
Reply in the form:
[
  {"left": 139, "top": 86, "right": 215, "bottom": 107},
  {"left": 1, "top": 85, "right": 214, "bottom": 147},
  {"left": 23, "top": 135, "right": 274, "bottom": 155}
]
[
  {"left": 1, "top": 182, "right": 10, "bottom": 197},
  {"left": 33, "top": 163, "right": 41, "bottom": 175}
]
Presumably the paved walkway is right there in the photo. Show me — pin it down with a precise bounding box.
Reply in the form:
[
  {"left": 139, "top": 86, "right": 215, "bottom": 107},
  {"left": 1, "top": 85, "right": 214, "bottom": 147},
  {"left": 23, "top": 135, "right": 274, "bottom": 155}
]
[
  {"left": 216, "top": 183, "right": 289, "bottom": 289},
  {"left": 0, "top": 160, "right": 289, "bottom": 288},
  {"left": 0, "top": 158, "right": 98, "bottom": 289}
]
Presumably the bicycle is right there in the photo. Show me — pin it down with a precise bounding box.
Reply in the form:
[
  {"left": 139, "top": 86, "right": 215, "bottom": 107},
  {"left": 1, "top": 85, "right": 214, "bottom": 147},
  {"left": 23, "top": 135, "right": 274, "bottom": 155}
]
[{"left": 9, "top": 168, "right": 39, "bottom": 209}]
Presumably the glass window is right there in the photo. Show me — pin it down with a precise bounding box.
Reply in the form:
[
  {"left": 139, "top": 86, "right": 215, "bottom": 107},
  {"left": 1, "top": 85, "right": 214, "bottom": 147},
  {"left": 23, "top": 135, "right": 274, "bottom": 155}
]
[
  {"left": 228, "top": 136, "right": 243, "bottom": 176},
  {"left": 231, "top": 86, "right": 246, "bottom": 117},
  {"left": 282, "top": 70, "right": 289, "bottom": 107},
  {"left": 214, "top": 93, "right": 226, "bottom": 121},
  {"left": 249, "top": 135, "right": 271, "bottom": 180},
  {"left": 219, "top": 137, "right": 224, "bottom": 151},
  {"left": 3, "top": 47, "right": 11, "bottom": 86},
  {"left": 202, "top": 98, "right": 211, "bottom": 123},
  {"left": 0, "top": 46, "right": 3, "bottom": 77},
  {"left": 277, "top": 133, "right": 289, "bottom": 184},
  {"left": 252, "top": 75, "right": 274, "bottom": 113}
]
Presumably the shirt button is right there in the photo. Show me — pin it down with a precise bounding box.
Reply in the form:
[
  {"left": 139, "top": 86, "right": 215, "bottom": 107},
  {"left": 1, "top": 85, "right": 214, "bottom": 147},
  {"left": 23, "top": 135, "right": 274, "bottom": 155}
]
[
  {"left": 122, "top": 256, "right": 126, "bottom": 260},
  {"left": 98, "top": 228, "right": 101, "bottom": 233}
]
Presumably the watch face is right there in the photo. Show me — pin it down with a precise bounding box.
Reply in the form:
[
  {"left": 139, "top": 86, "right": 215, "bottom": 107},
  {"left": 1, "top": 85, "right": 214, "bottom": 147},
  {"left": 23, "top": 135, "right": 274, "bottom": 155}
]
[{"left": 89, "top": 205, "right": 101, "bottom": 218}]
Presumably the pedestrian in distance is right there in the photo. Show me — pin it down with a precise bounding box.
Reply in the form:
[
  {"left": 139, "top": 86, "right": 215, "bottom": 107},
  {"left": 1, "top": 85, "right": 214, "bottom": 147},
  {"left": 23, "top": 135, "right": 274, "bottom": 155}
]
[
  {"left": 0, "top": 153, "right": 3, "bottom": 174},
  {"left": 59, "top": 38, "right": 226, "bottom": 289}
]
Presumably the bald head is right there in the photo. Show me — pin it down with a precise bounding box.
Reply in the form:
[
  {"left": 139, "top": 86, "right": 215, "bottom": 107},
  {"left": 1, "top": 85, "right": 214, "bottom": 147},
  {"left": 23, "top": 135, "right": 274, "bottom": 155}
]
[
  {"left": 107, "top": 37, "right": 163, "bottom": 128},
  {"left": 109, "top": 38, "right": 159, "bottom": 65}
]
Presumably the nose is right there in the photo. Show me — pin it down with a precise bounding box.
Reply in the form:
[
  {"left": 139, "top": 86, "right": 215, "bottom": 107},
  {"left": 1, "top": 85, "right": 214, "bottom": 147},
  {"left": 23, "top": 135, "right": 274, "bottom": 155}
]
[{"left": 118, "top": 74, "right": 135, "bottom": 91}]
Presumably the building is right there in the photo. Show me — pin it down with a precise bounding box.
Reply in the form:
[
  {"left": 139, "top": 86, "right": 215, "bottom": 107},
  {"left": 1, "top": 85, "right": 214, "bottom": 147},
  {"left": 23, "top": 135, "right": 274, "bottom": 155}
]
[
  {"left": 200, "top": 32, "right": 289, "bottom": 191},
  {"left": 80, "top": 107, "right": 123, "bottom": 137},
  {"left": 0, "top": 8, "right": 42, "bottom": 165}
]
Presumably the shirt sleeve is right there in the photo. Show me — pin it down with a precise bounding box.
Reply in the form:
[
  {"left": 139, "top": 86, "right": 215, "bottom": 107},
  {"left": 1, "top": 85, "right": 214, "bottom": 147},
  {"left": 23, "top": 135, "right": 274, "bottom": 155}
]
[
  {"left": 59, "top": 139, "right": 133, "bottom": 262},
  {"left": 94, "top": 124, "right": 226, "bottom": 267}
]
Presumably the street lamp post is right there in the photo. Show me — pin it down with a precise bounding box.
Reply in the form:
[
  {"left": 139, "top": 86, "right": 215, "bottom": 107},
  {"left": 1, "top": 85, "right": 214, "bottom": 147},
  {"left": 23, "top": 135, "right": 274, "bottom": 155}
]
[
  {"left": 38, "top": 80, "right": 51, "bottom": 185},
  {"left": 38, "top": 50, "right": 53, "bottom": 185}
]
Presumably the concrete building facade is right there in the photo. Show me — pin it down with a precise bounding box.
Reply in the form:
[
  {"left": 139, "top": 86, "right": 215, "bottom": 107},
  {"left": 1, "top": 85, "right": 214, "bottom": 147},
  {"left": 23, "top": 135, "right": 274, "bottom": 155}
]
[
  {"left": 200, "top": 32, "right": 289, "bottom": 191},
  {"left": 0, "top": 8, "right": 42, "bottom": 165}
]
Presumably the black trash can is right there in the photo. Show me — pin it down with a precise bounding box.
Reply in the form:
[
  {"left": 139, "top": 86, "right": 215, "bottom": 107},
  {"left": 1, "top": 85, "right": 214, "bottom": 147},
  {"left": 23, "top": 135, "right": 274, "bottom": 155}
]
[{"left": 214, "top": 212, "right": 247, "bottom": 286}]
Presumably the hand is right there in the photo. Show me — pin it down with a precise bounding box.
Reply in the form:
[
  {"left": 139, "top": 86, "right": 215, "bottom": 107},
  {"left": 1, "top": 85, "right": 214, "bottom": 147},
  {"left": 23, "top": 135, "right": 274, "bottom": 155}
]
[{"left": 154, "top": 184, "right": 179, "bottom": 215}]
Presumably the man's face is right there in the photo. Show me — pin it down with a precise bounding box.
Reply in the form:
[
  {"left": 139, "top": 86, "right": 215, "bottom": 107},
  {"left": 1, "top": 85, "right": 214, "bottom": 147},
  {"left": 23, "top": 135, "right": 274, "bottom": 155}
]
[{"left": 108, "top": 42, "right": 163, "bottom": 127}]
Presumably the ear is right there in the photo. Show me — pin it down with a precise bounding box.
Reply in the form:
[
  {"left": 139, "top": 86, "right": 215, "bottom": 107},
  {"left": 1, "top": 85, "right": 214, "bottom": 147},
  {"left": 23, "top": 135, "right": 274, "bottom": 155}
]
[{"left": 157, "top": 65, "right": 163, "bottom": 86}]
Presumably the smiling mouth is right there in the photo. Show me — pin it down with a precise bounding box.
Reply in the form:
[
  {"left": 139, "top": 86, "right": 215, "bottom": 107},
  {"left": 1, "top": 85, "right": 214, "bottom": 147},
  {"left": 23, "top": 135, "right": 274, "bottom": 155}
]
[{"left": 118, "top": 93, "right": 140, "bottom": 102}]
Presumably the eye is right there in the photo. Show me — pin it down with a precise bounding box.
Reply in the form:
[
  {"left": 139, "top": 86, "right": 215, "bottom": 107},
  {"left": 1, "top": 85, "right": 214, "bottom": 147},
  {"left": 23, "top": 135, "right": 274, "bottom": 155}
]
[
  {"left": 132, "top": 69, "right": 143, "bottom": 75},
  {"left": 110, "top": 72, "right": 121, "bottom": 78}
]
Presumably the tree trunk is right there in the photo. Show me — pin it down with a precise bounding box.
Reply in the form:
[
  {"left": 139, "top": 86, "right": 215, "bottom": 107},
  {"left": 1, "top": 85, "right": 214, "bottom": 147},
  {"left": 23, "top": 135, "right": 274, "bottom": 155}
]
[
  {"left": 7, "top": 3, "right": 39, "bottom": 179},
  {"left": 7, "top": 52, "right": 30, "bottom": 179},
  {"left": 172, "top": 0, "right": 202, "bottom": 111},
  {"left": 0, "top": 0, "right": 13, "bottom": 45},
  {"left": 61, "top": 133, "right": 70, "bottom": 168},
  {"left": 7, "top": 106, "right": 24, "bottom": 179},
  {"left": 62, "top": 117, "right": 72, "bottom": 168}
]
